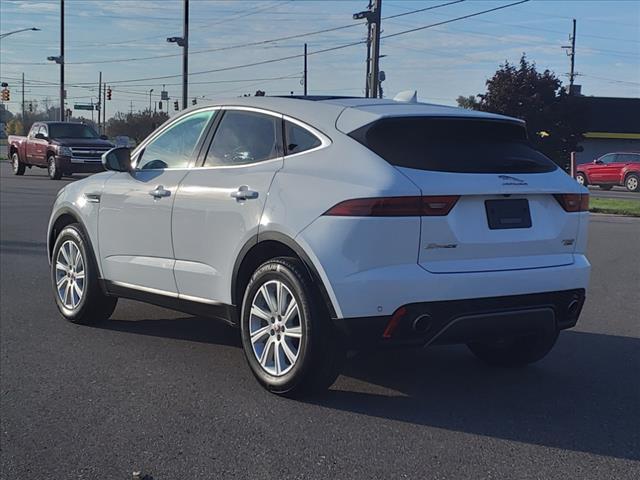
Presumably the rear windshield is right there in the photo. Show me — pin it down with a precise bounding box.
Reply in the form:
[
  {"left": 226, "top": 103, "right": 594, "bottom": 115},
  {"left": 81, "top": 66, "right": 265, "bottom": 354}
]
[
  {"left": 48, "top": 123, "right": 99, "bottom": 139},
  {"left": 349, "top": 117, "right": 557, "bottom": 174}
]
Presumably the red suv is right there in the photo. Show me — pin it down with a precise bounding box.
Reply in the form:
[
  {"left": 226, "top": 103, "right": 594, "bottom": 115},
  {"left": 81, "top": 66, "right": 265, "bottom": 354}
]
[{"left": 576, "top": 152, "right": 640, "bottom": 192}]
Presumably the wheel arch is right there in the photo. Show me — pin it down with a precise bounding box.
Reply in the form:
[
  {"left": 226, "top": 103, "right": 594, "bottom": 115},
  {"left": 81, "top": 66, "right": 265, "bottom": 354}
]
[
  {"left": 232, "top": 232, "right": 338, "bottom": 320},
  {"left": 48, "top": 208, "right": 99, "bottom": 276},
  {"left": 623, "top": 170, "right": 639, "bottom": 181}
]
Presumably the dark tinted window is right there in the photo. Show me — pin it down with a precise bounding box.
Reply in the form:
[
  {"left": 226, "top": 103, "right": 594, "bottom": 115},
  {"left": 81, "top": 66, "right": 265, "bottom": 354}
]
[
  {"left": 48, "top": 123, "right": 98, "bottom": 139},
  {"left": 619, "top": 153, "right": 640, "bottom": 163},
  {"left": 349, "top": 117, "right": 557, "bottom": 174},
  {"left": 598, "top": 154, "right": 616, "bottom": 164},
  {"left": 285, "top": 121, "right": 321, "bottom": 155},
  {"left": 204, "top": 111, "right": 279, "bottom": 166}
]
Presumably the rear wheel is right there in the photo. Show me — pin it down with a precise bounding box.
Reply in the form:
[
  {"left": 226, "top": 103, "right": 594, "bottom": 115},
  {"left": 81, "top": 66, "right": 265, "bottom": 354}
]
[
  {"left": 467, "top": 330, "right": 558, "bottom": 367},
  {"left": 240, "top": 257, "right": 344, "bottom": 396},
  {"left": 48, "top": 155, "right": 62, "bottom": 180},
  {"left": 625, "top": 174, "right": 639, "bottom": 193},
  {"left": 11, "top": 152, "right": 26, "bottom": 176},
  {"left": 51, "top": 224, "right": 117, "bottom": 324},
  {"left": 575, "top": 172, "right": 587, "bottom": 186},
  {"left": 599, "top": 184, "right": 613, "bottom": 191}
]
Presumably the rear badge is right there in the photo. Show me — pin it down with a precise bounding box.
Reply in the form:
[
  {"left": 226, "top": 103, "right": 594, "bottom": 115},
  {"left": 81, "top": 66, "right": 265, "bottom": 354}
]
[
  {"left": 498, "top": 175, "right": 528, "bottom": 186},
  {"left": 425, "top": 243, "right": 458, "bottom": 249}
]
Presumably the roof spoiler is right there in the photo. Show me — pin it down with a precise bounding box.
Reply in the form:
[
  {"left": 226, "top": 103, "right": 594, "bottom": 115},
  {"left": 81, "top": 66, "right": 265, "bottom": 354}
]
[{"left": 393, "top": 90, "right": 418, "bottom": 103}]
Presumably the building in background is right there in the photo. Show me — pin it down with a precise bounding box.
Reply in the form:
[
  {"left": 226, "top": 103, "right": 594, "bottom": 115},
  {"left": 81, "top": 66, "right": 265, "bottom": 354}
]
[{"left": 574, "top": 96, "right": 640, "bottom": 164}]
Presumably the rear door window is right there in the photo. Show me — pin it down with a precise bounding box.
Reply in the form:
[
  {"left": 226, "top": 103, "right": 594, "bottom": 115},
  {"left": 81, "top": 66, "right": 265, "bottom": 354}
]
[
  {"left": 349, "top": 117, "right": 557, "bottom": 174},
  {"left": 284, "top": 120, "right": 321, "bottom": 155},
  {"left": 204, "top": 110, "right": 280, "bottom": 166}
]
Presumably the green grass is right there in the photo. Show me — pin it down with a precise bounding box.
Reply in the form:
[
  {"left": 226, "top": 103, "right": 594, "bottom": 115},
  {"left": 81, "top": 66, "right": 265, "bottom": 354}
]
[{"left": 590, "top": 197, "right": 640, "bottom": 217}]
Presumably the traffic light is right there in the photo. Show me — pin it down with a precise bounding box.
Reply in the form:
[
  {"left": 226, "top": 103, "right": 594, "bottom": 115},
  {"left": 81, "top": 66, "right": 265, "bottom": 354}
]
[
  {"left": 29, "top": 102, "right": 33, "bottom": 112},
  {"left": 1, "top": 89, "right": 9, "bottom": 101},
  {"left": 173, "top": 100, "right": 179, "bottom": 111},
  {"left": 158, "top": 101, "right": 162, "bottom": 110},
  {"left": 106, "top": 87, "right": 112, "bottom": 100},
  {"left": 192, "top": 98, "right": 197, "bottom": 106}
]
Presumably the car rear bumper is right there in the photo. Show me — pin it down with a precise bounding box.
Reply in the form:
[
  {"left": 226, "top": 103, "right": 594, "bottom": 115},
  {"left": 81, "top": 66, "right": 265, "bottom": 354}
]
[{"left": 333, "top": 288, "right": 586, "bottom": 349}]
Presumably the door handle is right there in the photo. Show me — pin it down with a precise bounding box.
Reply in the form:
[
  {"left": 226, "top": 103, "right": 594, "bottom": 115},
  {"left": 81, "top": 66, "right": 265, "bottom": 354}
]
[
  {"left": 230, "top": 185, "right": 259, "bottom": 201},
  {"left": 149, "top": 185, "right": 171, "bottom": 199}
]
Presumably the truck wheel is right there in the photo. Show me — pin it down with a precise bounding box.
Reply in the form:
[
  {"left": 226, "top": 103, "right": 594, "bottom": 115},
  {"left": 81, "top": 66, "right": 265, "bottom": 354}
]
[
  {"left": 240, "top": 257, "right": 344, "bottom": 396},
  {"left": 625, "top": 174, "right": 639, "bottom": 193},
  {"left": 467, "top": 330, "right": 558, "bottom": 367},
  {"left": 575, "top": 172, "right": 587, "bottom": 186},
  {"left": 48, "top": 155, "right": 62, "bottom": 180},
  {"left": 599, "top": 185, "right": 613, "bottom": 191},
  {"left": 51, "top": 224, "right": 118, "bottom": 324},
  {"left": 11, "top": 152, "right": 26, "bottom": 176}
]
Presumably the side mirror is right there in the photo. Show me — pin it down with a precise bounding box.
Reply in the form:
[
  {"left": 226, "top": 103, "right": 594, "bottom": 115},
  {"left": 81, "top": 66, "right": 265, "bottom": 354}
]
[
  {"left": 594, "top": 159, "right": 603, "bottom": 164},
  {"left": 102, "top": 147, "right": 131, "bottom": 172},
  {"left": 35, "top": 133, "right": 47, "bottom": 140},
  {"left": 99, "top": 134, "right": 108, "bottom": 140}
]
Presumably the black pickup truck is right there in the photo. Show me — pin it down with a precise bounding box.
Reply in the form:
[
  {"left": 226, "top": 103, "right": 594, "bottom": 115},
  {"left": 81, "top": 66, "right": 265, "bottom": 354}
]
[{"left": 9, "top": 122, "right": 114, "bottom": 180}]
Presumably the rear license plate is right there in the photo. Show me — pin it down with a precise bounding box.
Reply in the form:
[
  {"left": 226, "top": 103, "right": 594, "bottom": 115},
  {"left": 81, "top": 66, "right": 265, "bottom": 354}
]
[{"left": 485, "top": 199, "right": 532, "bottom": 230}]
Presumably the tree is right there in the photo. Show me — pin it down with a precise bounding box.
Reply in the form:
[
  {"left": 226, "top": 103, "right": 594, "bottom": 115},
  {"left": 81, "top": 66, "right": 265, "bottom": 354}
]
[
  {"left": 106, "top": 110, "right": 169, "bottom": 143},
  {"left": 5, "top": 118, "right": 23, "bottom": 135},
  {"left": 457, "top": 54, "right": 585, "bottom": 168}
]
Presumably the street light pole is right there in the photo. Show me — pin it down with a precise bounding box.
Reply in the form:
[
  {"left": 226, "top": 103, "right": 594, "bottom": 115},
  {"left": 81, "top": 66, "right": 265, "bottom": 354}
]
[
  {"left": 182, "top": 0, "right": 189, "bottom": 110},
  {"left": 149, "top": 88, "right": 154, "bottom": 112},
  {"left": 59, "top": 0, "right": 65, "bottom": 121},
  {"left": 0, "top": 27, "right": 40, "bottom": 39}
]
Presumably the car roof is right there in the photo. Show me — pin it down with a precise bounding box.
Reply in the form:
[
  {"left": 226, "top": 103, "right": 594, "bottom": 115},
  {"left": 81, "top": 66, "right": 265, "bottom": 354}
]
[{"left": 191, "top": 96, "right": 523, "bottom": 135}]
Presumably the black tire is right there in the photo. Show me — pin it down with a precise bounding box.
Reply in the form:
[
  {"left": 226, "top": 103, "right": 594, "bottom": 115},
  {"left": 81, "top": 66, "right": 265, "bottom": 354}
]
[
  {"left": 48, "top": 155, "right": 62, "bottom": 180},
  {"left": 575, "top": 172, "right": 587, "bottom": 186},
  {"left": 240, "top": 257, "right": 344, "bottom": 396},
  {"left": 51, "top": 223, "right": 117, "bottom": 324},
  {"left": 599, "top": 184, "right": 613, "bottom": 191},
  {"left": 625, "top": 173, "right": 639, "bottom": 193},
  {"left": 11, "top": 152, "right": 26, "bottom": 176},
  {"left": 468, "top": 330, "right": 558, "bottom": 367}
]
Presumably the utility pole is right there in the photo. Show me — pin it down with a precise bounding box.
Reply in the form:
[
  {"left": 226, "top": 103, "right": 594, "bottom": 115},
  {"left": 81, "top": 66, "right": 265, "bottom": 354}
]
[
  {"left": 303, "top": 43, "right": 308, "bottom": 96},
  {"left": 97, "top": 71, "right": 102, "bottom": 132},
  {"left": 182, "top": 0, "right": 189, "bottom": 110},
  {"left": 354, "top": 0, "right": 382, "bottom": 98},
  {"left": 59, "top": 0, "right": 65, "bottom": 121},
  {"left": 102, "top": 83, "right": 106, "bottom": 129},
  {"left": 563, "top": 18, "right": 577, "bottom": 94},
  {"left": 21, "top": 73, "right": 25, "bottom": 129}
]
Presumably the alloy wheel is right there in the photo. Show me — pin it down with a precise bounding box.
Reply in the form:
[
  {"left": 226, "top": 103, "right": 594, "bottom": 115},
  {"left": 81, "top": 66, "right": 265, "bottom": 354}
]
[
  {"left": 55, "top": 240, "right": 85, "bottom": 310},
  {"left": 627, "top": 176, "right": 638, "bottom": 191},
  {"left": 48, "top": 158, "right": 56, "bottom": 178},
  {"left": 12, "top": 154, "right": 19, "bottom": 174},
  {"left": 249, "top": 280, "right": 302, "bottom": 376}
]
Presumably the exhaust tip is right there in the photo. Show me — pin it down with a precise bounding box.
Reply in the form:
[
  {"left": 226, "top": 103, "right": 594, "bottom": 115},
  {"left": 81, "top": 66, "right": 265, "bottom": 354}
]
[
  {"left": 567, "top": 299, "right": 580, "bottom": 318},
  {"left": 412, "top": 314, "right": 432, "bottom": 334}
]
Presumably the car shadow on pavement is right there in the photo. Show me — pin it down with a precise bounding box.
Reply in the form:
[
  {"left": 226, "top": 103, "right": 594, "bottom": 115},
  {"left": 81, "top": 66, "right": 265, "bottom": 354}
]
[
  {"left": 316, "top": 330, "right": 640, "bottom": 462},
  {"left": 93, "top": 314, "right": 638, "bottom": 461}
]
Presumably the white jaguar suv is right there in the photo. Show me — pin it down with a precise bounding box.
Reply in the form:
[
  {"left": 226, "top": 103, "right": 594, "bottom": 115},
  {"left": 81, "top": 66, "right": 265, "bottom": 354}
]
[{"left": 48, "top": 96, "right": 590, "bottom": 395}]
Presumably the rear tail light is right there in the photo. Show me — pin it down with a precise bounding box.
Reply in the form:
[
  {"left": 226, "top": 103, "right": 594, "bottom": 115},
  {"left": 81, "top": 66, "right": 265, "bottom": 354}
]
[
  {"left": 554, "top": 193, "right": 589, "bottom": 212},
  {"left": 324, "top": 195, "right": 459, "bottom": 217},
  {"left": 382, "top": 307, "right": 407, "bottom": 339}
]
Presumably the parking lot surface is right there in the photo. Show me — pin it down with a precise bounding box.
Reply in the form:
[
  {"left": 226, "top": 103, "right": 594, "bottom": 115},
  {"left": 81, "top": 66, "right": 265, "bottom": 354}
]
[
  {"left": 1, "top": 163, "right": 639, "bottom": 479},
  {"left": 588, "top": 185, "right": 640, "bottom": 201}
]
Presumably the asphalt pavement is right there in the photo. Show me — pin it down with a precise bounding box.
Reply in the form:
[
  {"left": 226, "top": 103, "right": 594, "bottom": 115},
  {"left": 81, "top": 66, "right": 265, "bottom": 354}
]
[
  {"left": 587, "top": 185, "right": 640, "bottom": 201},
  {"left": 1, "top": 162, "right": 639, "bottom": 479}
]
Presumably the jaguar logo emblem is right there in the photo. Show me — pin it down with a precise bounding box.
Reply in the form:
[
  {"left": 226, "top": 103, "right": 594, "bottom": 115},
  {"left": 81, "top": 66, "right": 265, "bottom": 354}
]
[{"left": 498, "top": 175, "right": 528, "bottom": 186}]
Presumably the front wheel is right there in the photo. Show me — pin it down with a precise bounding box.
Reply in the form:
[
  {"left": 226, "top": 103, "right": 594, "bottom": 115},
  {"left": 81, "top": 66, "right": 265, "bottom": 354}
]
[
  {"left": 51, "top": 224, "right": 117, "bottom": 324},
  {"left": 575, "top": 172, "right": 587, "bottom": 186},
  {"left": 240, "top": 257, "right": 344, "bottom": 396},
  {"left": 48, "top": 155, "right": 62, "bottom": 180},
  {"left": 625, "top": 174, "right": 639, "bottom": 193},
  {"left": 467, "top": 330, "right": 558, "bottom": 367},
  {"left": 11, "top": 152, "right": 26, "bottom": 176}
]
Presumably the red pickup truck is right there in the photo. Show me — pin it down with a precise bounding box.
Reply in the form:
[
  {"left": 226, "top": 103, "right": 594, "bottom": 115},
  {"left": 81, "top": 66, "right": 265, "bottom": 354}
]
[
  {"left": 9, "top": 121, "right": 114, "bottom": 180},
  {"left": 576, "top": 152, "right": 640, "bottom": 192}
]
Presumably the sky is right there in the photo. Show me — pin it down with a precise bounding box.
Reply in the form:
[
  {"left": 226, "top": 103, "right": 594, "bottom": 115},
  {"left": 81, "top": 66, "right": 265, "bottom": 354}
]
[{"left": 1, "top": 0, "right": 639, "bottom": 119}]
